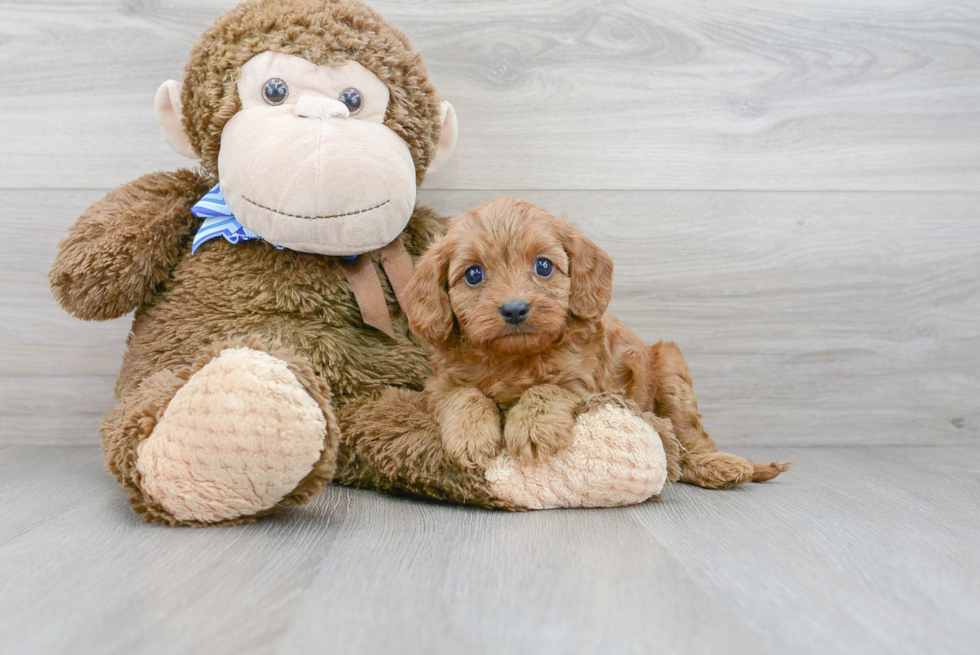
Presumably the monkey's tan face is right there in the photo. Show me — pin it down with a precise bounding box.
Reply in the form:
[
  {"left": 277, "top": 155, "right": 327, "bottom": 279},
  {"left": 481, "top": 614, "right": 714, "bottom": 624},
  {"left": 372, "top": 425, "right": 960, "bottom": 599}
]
[{"left": 217, "top": 52, "right": 418, "bottom": 256}]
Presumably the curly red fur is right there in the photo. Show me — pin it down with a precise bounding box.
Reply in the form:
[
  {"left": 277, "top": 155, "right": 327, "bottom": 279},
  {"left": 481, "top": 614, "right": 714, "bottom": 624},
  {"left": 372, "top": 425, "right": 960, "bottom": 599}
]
[{"left": 404, "top": 197, "right": 791, "bottom": 485}]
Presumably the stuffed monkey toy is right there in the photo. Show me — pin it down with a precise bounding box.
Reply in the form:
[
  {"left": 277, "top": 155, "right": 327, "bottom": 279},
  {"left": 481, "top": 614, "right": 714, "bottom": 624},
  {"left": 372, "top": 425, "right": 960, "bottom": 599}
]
[{"left": 49, "top": 0, "right": 693, "bottom": 526}]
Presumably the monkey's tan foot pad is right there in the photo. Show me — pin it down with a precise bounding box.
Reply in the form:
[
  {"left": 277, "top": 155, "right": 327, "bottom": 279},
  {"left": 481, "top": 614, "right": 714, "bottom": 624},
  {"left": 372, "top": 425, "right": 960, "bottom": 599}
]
[
  {"left": 484, "top": 403, "right": 668, "bottom": 509},
  {"left": 136, "top": 347, "right": 328, "bottom": 523}
]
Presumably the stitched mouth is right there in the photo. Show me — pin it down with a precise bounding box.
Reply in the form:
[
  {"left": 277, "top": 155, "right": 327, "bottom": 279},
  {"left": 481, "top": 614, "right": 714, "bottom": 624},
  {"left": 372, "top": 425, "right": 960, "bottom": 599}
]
[{"left": 241, "top": 196, "right": 390, "bottom": 220}]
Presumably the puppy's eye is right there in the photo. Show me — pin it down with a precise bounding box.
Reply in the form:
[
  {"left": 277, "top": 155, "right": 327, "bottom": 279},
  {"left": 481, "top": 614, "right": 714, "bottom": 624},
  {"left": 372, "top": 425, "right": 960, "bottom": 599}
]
[
  {"left": 262, "top": 78, "right": 288, "bottom": 105},
  {"left": 534, "top": 257, "right": 554, "bottom": 278},
  {"left": 339, "top": 87, "right": 362, "bottom": 115},
  {"left": 464, "top": 265, "right": 484, "bottom": 287}
]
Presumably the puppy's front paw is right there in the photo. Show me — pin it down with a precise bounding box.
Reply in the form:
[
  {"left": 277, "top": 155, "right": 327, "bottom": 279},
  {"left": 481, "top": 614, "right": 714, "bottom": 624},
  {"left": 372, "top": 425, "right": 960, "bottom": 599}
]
[
  {"left": 442, "top": 424, "right": 502, "bottom": 470},
  {"left": 487, "top": 401, "right": 672, "bottom": 509},
  {"left": 504, "top": 416, "right": 576, "bottom": 465},
  {"left": 504, "top": 388, "right": 577, "bottom": 465},
  {"left": 435, "top": 387, "right": 503, "bottom": 469}
]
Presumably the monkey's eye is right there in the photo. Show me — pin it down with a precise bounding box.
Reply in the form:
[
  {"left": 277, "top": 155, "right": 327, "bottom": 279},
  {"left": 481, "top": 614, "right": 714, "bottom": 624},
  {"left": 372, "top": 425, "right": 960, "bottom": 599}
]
[
  {"left": 339, "top": 88, "right": 362, "bottom": 115},
  {"left": 464, "top": 265, "right": 484, "bottom": 287},
  {"left": 262, "top": 78, "right": 288, "bottom": 105},
  {"left": 534, "top": 257, "right": 554, "bottom": 278}
]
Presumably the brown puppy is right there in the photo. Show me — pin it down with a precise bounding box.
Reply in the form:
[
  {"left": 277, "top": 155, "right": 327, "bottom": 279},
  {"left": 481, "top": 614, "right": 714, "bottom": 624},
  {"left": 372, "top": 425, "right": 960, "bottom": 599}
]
[{"left": 403, "top": 197, "right": 790, "bottom": 489}]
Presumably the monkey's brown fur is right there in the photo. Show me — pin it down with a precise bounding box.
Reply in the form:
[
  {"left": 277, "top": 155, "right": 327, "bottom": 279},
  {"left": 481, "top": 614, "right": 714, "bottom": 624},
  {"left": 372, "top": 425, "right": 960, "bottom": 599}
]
[
  {"left": 404, "top": 198, "right": 791, "bottom": 487},
  {"left": 49, "top": 0, "right": 501, "bottom": 525},
  {"left": 181, "top": 0, "right": 444, "bottom": 183}
]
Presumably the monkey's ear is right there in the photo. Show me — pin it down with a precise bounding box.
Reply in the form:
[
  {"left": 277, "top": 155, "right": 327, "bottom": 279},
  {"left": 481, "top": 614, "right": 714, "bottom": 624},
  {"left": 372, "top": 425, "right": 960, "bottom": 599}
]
[
  {"left": 154, "top": 80, "right": 199, "bottom": 159},
  {"left": 561, "top": 220, "right": 614, "bottom": 320},
  {"left": 404, "top": 237, "right": 455, "bottom": 346},
  {"left": 426, "top": 101, "right": 457, "bottom": 175}
]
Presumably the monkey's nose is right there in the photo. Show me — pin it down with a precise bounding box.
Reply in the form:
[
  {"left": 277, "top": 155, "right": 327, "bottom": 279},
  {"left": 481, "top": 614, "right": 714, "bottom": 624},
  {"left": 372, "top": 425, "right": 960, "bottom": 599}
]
[
  {"left": 499, "top": 299, "right": 530, "bottom": 325},
  {"left": 295, "top": 96, "right": 350, "bottom": 119}
]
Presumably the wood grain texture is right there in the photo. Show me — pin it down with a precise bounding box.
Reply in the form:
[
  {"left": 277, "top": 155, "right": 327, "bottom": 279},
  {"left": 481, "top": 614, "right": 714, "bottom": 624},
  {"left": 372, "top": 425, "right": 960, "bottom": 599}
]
[
  {"left": 0, "top": 0, "right": 977, "bottom": 191},
  {"left": 0, "top": 445, "right": 977, "bottom": 654},
  {"left": 626, "top": 445, "right": 980, "bottom": 655},
  {"left": 279, "top": 484, "right": 769, "bottom": 655},
  {"left": 5, "top": 188, "right": 976, "bottom": 446}
]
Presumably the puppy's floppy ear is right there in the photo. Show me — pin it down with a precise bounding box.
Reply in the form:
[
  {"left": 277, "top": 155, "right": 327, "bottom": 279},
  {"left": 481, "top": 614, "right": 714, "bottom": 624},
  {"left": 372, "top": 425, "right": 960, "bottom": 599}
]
[
  {"left": 404, "top": 236, "right": 455, "bottom": 345},
  {"left": 561, "top": 219, "right": 614, "bottom": 320}
]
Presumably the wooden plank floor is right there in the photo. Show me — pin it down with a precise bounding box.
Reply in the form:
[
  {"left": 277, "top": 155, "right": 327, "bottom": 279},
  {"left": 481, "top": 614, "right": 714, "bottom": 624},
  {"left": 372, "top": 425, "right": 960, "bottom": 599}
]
[{"left": 1, "top": 445, "right": 977, "bottom": 655}]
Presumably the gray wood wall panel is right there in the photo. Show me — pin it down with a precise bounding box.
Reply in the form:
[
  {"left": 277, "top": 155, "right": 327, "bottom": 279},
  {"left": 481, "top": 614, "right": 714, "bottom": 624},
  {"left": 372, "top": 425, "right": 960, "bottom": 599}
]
[
  {"left": 1, "top": 0, "right": 978, "bottom": 191},
  {"left": 0, "top": 1, "right": 977, "bottom": 447},
  {"left": 4, "top": 188, "right": 976, "bottom": 446}
]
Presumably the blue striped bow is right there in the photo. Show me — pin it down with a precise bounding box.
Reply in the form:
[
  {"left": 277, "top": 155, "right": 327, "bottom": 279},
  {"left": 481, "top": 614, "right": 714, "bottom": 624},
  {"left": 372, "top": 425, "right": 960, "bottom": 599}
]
[{"left": 191, "top": 184, "right": 283, "bottom": 254}]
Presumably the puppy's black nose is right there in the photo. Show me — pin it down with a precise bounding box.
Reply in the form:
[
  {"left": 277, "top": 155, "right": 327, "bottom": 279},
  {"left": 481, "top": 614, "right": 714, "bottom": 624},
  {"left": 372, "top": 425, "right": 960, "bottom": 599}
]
[{"left": 500, "top": 299, "right": 530, "bottom": 325}]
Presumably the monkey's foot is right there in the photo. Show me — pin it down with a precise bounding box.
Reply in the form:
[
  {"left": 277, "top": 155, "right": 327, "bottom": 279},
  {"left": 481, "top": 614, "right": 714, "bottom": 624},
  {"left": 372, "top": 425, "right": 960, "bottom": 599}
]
[
  {"left": 136, "top": 347, "right": 332, "bottom": 524},
  {"left": 484, "top": 402, "right": 669, "bottom": 509}
]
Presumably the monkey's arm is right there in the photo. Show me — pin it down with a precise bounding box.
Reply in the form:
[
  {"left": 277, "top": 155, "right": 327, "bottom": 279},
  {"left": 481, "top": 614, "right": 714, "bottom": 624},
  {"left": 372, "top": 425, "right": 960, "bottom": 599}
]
[
  {"left": 49, "top": 169, "right": 213, "bottom": 321},
  {"left": 336, "top": 388, "right": 516, "bottom": 509}
]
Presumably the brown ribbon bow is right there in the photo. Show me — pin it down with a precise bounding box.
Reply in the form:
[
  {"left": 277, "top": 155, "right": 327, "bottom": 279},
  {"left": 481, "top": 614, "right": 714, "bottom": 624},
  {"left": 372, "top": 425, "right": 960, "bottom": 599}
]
[{"left": 338, "top": 239, "right": 415, "bottom": 338}]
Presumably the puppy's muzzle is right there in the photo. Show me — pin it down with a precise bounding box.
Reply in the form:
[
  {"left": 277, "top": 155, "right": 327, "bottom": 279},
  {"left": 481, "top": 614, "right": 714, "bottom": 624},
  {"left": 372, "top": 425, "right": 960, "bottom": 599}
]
[{"left": 500, "top": 299, "right": 530, "bottom": 326}]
